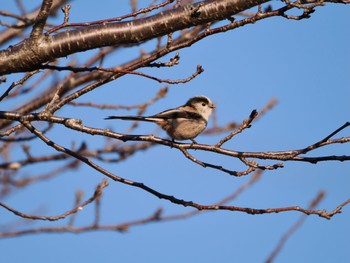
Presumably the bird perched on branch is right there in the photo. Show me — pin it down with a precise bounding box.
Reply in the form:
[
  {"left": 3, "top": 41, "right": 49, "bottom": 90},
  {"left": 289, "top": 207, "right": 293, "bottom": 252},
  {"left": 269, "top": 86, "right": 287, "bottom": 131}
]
[{"left": 105, "top": 96, "right": 215, "bottom": 143}]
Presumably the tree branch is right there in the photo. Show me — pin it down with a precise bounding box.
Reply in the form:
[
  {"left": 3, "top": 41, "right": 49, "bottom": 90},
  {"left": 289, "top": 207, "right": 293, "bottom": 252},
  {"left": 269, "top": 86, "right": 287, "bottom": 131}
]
[
  {"left": 0, "top": 0, "right": 273, "bottom": 75},
  {"left": 13, "top": 119, "right": 350, "bottom": 220},
  {"left": 0, "top": 179, "right": 108, "bottom": 221},
  {"left": 30, "top": 0, "right": 53, "bottom": 38},
  {"left": 0, "top": 112, "right": 348, "bottom": 167},
  {"left": 265, "top": 191, "right": 325, "bottom": 263}
]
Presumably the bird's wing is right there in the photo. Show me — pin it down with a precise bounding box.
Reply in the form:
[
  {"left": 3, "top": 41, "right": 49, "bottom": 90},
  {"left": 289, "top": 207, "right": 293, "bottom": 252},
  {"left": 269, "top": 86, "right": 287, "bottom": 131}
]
[
  {"left": 105, "top": 108, "right": 203, "bottom": 122},
  {"left": 152, "top": 108, "right": 202, "bottom": 120},
  {"left": 104, "top": 116, "right": 156, "bottom": 122}
]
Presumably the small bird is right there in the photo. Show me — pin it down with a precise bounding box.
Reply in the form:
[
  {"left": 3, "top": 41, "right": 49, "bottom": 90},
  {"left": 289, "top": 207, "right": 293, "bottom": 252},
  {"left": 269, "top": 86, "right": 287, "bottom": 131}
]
[{"left": 105, "top": 96, "right": 215, "bottom": 142}]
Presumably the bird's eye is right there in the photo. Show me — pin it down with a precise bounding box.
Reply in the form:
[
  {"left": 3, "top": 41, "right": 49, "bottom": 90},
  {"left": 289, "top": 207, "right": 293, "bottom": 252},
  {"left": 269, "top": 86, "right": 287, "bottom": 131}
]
[{"left": 202, "top": 103, "right": 206, "bottom": 107}]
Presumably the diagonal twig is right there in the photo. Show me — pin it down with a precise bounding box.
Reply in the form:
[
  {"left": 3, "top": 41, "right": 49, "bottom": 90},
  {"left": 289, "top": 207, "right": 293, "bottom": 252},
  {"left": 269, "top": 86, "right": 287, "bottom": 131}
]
[
  {"left": 265, "top": 191, "right": 325, "bottom": 263},
  {"left": 0, "top": 179, "right": 108, "bottom": 221},
  {"left": 215, "top": 109, "right": 258, "bottom": 147}
]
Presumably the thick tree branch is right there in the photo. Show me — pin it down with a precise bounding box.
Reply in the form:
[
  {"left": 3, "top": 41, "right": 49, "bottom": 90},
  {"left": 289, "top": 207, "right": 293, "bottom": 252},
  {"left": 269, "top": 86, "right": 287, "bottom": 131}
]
[
  {"left": 30, "top": 0, "right": 53, "bottom": 38},
  {"left": 0, "top": 0, "right": 272, "bottom": 75}
]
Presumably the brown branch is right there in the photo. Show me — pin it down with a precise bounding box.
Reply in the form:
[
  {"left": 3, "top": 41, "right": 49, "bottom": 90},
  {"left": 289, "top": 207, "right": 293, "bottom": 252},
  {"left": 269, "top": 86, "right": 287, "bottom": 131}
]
[
  {"left": 0, "top": 213, "right": 160, "bottom": 238},
  {"left": 47, "top": 0, "right": 175, "bottom": 34},
  {"left": 0, "top": 0, "right": 348, "bottom": 245},
  {"left": 0, "top": 112, "right": 348, "bottom": 166},
  {"left": 204, "top": 98, "right": 277, "bottom": 136},
  {"left": 0, "top": 139, "right": 151, "bottom": 173},
  {"left": 67, "top": 190, "right": 84, "bottom": 227},
  {"left": 0, "top": 179, "right": 108, "bottom": 221},
  {"left": 203, "top": 121, "right": 239, "bottom": 135},
  {"left": 216, "top": 109, "right": 258, "bottom": 147},
  {"left": 161, "top": 170, "right": 263, "bottom": 221},
  {"left": 0, "top": 70, "right": 39, "bottom": 102},
  {"left": 294, "top": 122, "right": 350, "bottom": 157},
  {"left": 0, "top": 8, "right": 271, "bottom": 129},
  {"left": 148, "top": 52, "right": 180, "bottom": 68},
  {"left": 5, "top": 191, "right": 339, "bottom": 239},
  {"left": 99, "top": 64, "right": 203, "bottom": 85},
  {"left": 11, "top": 119, "right": 349, "bottom": 220},
  {"left": 178, "top": 145, "right": 260, "bottom": 176},
  {"left": 0, "top": 10, "right": 31, "bottom": 22},
  {"left": 39, "top": 64, "right": 204, "bottom": 85},
  {"left": 0, "top": 0, "right": 69, "bottom": 45},
  {"left": 0, "top": 160, "right": 80, "bottom": 188},
  {"left": 0, "top": 171, "right": 260, "bottom": 238},
  {"left": 0, "top": 123, "right": 24, "bottom": 137},
  {"left": 68, "top": 87, "right": 168, "bottom": 110},
  {"left": 0, "top": 47, "right": 119, "bottom": 130},
  {"left": 0, "top": 8, "right": 288, "bottom": 131},
  {"left": 30, "top": 0, "right": 53, "bottom": 38},
  {"left": 265, "top": 191, "right": 325, "bottom": 263},
  {"left": 0, "top": 123, "right": 53, "bottom": 142},
  {"left": 0, "top": 0, "right": 287, "bottom": 75},
  {"left": 40, "top": 43, "right": 202, "bottom": 115}
]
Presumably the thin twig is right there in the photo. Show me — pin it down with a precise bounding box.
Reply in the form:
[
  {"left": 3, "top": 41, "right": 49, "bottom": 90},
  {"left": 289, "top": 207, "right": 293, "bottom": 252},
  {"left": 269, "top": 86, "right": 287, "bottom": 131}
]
[
  {"left": 47, "top": 0, "right": 175, "bottom": 34},
  {"left": 294, "top": 122, "right": 350, "bottom": 156},
  {"left": 68, "top": 87, "right": 168, "bottom": 110},
  {"left": 265, "top": 191, "right": 325, "bottom": 263},
  {"left": 0, "top": 171, "right": 261, "bottom": 238},
  {"left": 0, "top": 70, "right": 39, "bottom": 102},
  {"left": 67, "top": 190, "right": 83, "bottom": 226},
  {"left": 0, "top": 112, "right": 348, "bottom": 166},
  {"left": 30, "top": 0, "right": 53, "bottom": 38},
  {"left": 0, "top": 179, "right": 108, "bottom": 221},
  {"left": 15, "top": 120, "right": 350, "bottom": 219},
  {"left": 215, "top": 109, "right": 258, "bottom": 147},
  {"left": 39, "top": 64, "right": 204, "bottom": 85}
]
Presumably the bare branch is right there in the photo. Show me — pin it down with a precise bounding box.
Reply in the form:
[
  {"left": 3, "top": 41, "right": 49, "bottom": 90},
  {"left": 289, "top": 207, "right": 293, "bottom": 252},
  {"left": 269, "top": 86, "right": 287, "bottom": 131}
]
[
  {"left": 6, "top": 119, "right": 346, "bottom": 220},
  {"left": 39, "top": 64, "right": 204, "bottom": 85},
  {"left": 69, "top": 87, "right": 168, "bottom": 110},
  {"left": 0, "top": 0, "right": 348, "bottom": 246},
  {"left": 0, "top": 179, "right": 108, "bottom": 221},
  {"left": 216, "top": 109, "right": 258, "bottom": 147},
  {"left": 0, "top": 0, "right": 69, "bottom": 45},
  {"left": 265, "top": 192, "right": 325, "bottom": 263},
  {"left": 0, "top": 112, "right": 348, "bottom": 167},
  {"left": 67, "top": 190, "right": 84, "bottom": 227},
  {"left": 0, "top": 70, "right": 39, "bottom": 102},
  {"left": 0, "top": 0, "right": 278, "bottom": 75},
  {"left": 30, "top": 0, "right": 53, "bottom": 38},
  {"left": 47, "top": 0, "right": 175, "bottom": 34},
  {"left": 148, "top": 52, "right": 180, "bottom": 68},
  {"left": 294, "top": 122, "right": 350, "bottom": 156},
  {"left": 0, "top": 171, "right": 261, "bottom": 238}
]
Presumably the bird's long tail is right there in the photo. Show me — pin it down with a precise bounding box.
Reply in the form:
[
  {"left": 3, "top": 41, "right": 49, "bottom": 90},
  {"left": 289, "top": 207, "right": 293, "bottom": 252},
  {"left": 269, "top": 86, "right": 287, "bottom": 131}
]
[{"left": 104, "top": 116, "right": 159, "bottom": 122}]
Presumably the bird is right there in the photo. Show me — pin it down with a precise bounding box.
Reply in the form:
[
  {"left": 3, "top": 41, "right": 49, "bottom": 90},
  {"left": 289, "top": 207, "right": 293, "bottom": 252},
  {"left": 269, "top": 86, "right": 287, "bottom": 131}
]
[{"left": 105, "top": 96, "right": 215, "bottom": 143}]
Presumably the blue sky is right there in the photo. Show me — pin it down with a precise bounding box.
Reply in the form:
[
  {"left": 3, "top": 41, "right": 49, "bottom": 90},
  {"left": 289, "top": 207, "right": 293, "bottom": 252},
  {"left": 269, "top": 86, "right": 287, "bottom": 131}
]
[{"left": 1, "top": 1, "right": 350, "bottom": 262}]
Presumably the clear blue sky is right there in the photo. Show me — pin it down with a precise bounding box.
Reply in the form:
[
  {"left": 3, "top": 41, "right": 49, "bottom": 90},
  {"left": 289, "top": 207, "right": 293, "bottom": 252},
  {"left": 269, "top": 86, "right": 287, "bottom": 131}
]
[{"left": 1, "top": 1, "right": 350, "bottom": 263}]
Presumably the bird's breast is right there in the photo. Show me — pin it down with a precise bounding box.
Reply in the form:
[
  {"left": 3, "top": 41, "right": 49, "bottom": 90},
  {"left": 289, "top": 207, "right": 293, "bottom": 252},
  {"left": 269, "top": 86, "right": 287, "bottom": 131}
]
[{"left": 162, "top": 118, "right": 206, "bottom": 140}]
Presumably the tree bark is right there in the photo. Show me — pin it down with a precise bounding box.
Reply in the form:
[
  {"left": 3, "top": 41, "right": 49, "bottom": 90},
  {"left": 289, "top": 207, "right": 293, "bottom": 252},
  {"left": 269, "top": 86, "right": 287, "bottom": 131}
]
[{"left": 0, "top": 0, "right": 270, "bottom": 75}]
